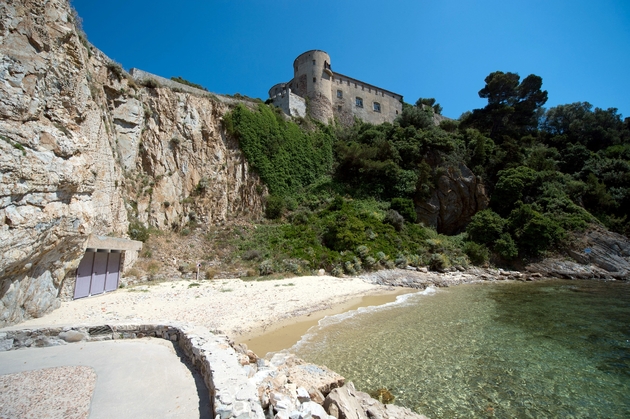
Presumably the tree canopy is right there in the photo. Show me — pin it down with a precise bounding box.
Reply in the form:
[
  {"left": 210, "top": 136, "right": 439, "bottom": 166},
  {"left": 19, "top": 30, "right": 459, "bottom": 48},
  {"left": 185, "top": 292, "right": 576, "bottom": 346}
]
[{"left": 463, "top": 71, "right": 548, "bottom": 140}]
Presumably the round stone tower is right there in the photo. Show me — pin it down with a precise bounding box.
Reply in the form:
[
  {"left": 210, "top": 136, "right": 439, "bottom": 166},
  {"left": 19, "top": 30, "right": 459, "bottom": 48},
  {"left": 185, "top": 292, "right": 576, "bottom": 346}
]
[{"left": 292, "top": 50, "right": 334, "bottom": 123}]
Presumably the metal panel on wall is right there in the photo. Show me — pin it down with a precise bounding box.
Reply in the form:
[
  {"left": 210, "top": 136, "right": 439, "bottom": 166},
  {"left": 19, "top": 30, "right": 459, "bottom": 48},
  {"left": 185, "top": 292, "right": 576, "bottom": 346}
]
[
  {"left": 74, "top": 251, "right": 95, "bottom": 299},
  {"left": 90, "top": 252, "right": 108, "bottom": 296},
  {"left": 104, "top": 252, "right": 121, "bottom": 292}
]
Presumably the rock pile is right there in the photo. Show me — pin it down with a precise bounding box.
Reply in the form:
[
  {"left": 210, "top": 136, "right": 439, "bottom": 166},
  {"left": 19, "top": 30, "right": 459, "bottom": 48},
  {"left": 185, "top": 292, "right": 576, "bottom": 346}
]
[
  {"left": 234, "top": 348, "right": 428, "bottom": 419},
  {"left": 360, "top": 267, "right": 534, "bottom": 289}
]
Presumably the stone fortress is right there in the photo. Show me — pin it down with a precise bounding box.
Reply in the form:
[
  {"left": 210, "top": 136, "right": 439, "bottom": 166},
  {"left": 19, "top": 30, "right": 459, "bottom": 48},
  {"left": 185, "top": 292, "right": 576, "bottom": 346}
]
[{"left": 269, "top": 50, "right": 403, "bottom": 125}]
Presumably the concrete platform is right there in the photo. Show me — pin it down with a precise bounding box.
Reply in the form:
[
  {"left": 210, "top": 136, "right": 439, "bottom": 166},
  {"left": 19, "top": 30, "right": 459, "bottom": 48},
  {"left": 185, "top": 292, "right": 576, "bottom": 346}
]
[{"left": 0, "top": 339, "right": 210, "bottom": 419}]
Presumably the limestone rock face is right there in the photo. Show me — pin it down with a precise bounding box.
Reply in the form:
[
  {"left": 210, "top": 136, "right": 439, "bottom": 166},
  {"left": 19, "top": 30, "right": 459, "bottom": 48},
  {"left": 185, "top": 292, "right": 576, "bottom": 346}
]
[
  {"left": 0, "top": 0, "right": 126, "bottom": 326},
  {"left": 111, "top": 86, "right": 264, "bottom": 230},
  {"left": 0, "top": 0, "right": 264, "bottom": 326},
  {"left": 416, "top": 163, "right": 488, "bottom": 234}
]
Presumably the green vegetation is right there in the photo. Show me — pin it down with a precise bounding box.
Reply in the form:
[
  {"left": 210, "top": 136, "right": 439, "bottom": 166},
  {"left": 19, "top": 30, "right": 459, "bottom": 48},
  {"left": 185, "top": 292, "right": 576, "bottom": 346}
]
[
  {"left": 1, "top": 134, "right": 26, "bottom": 156},
  {"left": 139, "top": 78, "right": 160, "bottom": 89},
  {"left": 225, "top": 104, "right": 335, "bottom": 197},
  {"left": 459, "top": 71, "right": 629, "bottom": 254},
  {"left": 217, "top": 70, "right": 628, "bottom": 274},
  {"left": 234, "top": 195, "right": 467, "bottom": 276},
  {"left": 106, "top": 61, "right": 124, "bottom": 81},
  {"left": 170, "top": 76, "right": 209, "bottom": 91}
]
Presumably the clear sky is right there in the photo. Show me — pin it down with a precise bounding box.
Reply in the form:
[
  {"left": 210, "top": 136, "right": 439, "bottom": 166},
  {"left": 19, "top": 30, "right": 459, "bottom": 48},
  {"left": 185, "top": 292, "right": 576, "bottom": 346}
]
[{"left": 71, "top": 0, "right": 629, "bottom": 120}]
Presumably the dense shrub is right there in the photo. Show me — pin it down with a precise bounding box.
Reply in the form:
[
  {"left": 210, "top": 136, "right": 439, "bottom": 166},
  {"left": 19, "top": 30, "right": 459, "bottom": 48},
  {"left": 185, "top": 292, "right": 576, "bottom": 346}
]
[
  {"left": 265, "top": 195, "right": 285, "bottom": 219},
  {"left": 227, "top": 73, "right": 629, "bottom": 272},
  {"left": 507, "top": 203, "right": 565, "bottom": 255},
  {"left": 390, "top": 198, "right": 417, "bottom": 222},
  {"left": 259, "top": 260, "right": 274, "bottom": 276},
  {"left": 463, "top": 241, "right": 489, "bottom": 266},
  {"left": 494, "top": 233, "right": 518, "bottom": 260},
  {"left": 429, "top": 253, "right": 449, "bottom": 271},
  {"left": 128, "top": 220, "right": 150, "bottom": 242},
  {"left": 466, "top": 210, "right": 505, "bottom": 245},
  {"left": 384, "top": 209, "right": 405, "bottom": 232}
]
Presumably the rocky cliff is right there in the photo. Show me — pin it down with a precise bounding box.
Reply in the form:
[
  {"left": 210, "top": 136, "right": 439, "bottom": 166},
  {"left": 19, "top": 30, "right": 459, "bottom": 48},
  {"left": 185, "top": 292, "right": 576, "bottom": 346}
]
[
  {"left": 0, "top": 0, "right": 264, "bottom": 326},
  {"left": 416, "top": 162, "right": 489, "bottom": 235}
]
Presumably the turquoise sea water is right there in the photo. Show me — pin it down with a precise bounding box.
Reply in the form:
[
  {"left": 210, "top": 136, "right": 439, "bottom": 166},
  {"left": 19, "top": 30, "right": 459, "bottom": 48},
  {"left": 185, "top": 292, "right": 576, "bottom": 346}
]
[{"left": 291, "top": 280, "right": 630, "bottom": 418}]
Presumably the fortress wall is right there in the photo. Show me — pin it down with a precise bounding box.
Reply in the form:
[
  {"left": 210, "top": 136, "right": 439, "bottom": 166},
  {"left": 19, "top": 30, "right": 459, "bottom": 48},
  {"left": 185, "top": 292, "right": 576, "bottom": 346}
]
[
  {"left": 269, "top": 88, "right": 306, "bottom": 118},
  {"left": 128, "top": 68, "right": 253, "bottom": 107},
  {"left": 129, "top": 68, "right": 212, "bottom": 97},
  {"left": 331, "top": 73, "right": 403, "bottom": 125}
]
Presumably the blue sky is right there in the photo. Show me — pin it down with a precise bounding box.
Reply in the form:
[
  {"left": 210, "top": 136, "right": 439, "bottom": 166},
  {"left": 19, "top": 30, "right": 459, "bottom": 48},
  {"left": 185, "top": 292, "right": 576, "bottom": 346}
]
[{"left": 71, "top": 0, "right": 629, "bottom": 120}]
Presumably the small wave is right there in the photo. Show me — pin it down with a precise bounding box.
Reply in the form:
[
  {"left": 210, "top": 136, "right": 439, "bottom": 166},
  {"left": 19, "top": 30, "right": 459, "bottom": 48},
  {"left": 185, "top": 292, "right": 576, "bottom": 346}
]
[{"left": 290, "top": 286, "right": 438, "bottom": 352}]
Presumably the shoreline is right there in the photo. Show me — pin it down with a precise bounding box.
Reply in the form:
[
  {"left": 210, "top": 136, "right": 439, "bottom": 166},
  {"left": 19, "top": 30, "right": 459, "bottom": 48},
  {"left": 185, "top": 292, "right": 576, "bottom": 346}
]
[
  {"left": 6, "top": 269, "right": 621, "bottom": 419},
  {"left": 10, "top": 267, "right": 551, "bottom": 345},
  {"left": 237, "top": 287, "right": 415, "bottom": 357},
  {"left": 12, "top": 275, "right": 399, "bottom": 343}
]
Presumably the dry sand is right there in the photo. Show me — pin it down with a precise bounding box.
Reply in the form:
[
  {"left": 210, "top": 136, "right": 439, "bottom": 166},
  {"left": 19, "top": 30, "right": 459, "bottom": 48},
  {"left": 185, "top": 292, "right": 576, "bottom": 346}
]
[{"left": 17, "top": 275, "right": 407, "bottom": 354}]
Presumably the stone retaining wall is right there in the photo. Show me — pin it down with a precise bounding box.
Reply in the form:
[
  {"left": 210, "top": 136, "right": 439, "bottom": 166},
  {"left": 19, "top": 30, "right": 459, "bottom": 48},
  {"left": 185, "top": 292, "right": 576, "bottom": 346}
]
[
  {"left": 128, "top": 68, "right": 252, "bottom": 108},
  {"left": 0, "top": 323, "right": 264, "bottom": 419}
]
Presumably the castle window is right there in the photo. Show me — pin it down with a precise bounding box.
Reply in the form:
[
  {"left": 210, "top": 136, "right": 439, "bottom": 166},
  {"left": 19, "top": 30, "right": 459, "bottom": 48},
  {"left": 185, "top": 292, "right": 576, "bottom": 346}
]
[
  {"left": 337, "top": 105, "right": 342, "bottom": 112},
  {"left": 337, "top": 90, "right": 343, "bottom": 99},
  {"left": 313, "top": 60, "right": 316, "bottom": 65},
  {"left": 356, "top": 97, "right": 363, "bottom": 108},
  {"left": 373, "top": 102, "right": 381, "bottom": 112},
  {"left": 313, "top": 77, "right": 316, "bottom": 83}
]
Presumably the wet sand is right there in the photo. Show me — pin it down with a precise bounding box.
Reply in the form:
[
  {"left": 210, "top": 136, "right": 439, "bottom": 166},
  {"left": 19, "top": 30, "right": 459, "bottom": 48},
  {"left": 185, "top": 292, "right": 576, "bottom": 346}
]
[{"left": 238, "top": 288, "right": 415, "bottom": 357}]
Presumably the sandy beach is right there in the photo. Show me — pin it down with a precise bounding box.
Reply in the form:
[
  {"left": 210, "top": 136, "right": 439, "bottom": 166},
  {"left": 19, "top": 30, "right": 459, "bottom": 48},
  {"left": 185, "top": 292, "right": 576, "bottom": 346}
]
[{"left": 17, "top": 275, "right": 408, "bottom": 355}]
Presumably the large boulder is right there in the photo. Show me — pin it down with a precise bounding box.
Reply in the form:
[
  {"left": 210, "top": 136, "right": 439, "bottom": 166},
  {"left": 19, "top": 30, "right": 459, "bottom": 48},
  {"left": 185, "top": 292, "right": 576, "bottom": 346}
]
[
  {"left": 323, "top": 383, "right": 429, "bottom": 419},
  {"left": 253, "top": 352, "right": 344, "bottom": 414}
]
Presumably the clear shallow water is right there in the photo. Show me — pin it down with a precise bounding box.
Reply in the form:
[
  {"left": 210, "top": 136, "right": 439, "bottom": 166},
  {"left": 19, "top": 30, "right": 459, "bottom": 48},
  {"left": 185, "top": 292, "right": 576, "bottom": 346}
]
[{"left": 291, "top": 280, "right": 630, "bottom": 418}]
